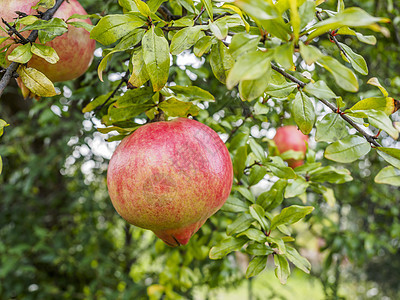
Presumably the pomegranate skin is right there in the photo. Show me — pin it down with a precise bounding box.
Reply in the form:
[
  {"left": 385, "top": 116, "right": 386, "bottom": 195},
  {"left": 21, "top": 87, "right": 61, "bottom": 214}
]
[
  {"left": 0, "top": 0, "right": 95, "bottom": 82},
  {"left": 107, "top": 118, "right": 233, "bottom": 246},
  {"left": 273, "top": 125, "right": 309, "bottom": 168}
]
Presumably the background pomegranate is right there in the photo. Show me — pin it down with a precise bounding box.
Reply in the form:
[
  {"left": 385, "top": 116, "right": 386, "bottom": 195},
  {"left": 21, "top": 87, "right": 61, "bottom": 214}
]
[
  {"left": 0, "top": 0, "right": 95, "bottom": 82},
  {"left": 273, "top": 125, "right": 309, "bottom": 168}
]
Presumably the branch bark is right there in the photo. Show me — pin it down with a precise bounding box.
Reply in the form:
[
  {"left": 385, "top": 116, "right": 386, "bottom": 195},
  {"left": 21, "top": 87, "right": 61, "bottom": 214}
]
[
  {"left": 0, "top": 0, "right": 65, "bottom": 98},
  {"left": 270, "top": 63, "right": 382, "bottom": 148}
]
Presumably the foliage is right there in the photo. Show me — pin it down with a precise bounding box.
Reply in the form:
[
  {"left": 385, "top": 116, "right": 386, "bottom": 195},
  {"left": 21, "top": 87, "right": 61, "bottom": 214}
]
[{"left": 1, "top": 0, "right": 400, "bottom": 299}]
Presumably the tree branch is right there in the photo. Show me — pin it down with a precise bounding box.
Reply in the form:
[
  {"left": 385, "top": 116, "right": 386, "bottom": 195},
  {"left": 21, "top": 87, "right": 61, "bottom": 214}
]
[
  {"left": 315, "top": 12, "right": 351, "bottom": 62},
  {"left": 94, "top": 69, "right": 131, "bottom": 114},
  {"left": 194, "top": 7, "right": 206, "bottom": 24},
  {"left": 2, "top": 19, "right": 30, "bottom": 44},
  {"left": 271, "top": 63, "right": 382, "bottom": 148},
  {"left": 0, "top": 0, "right": 65, "bottom": 98}
]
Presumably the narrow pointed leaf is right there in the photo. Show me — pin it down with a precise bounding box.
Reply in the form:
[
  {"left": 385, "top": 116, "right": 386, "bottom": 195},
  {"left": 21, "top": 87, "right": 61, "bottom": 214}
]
[{"left": 142, "top": 27, "right": 170, "bottom": 91}]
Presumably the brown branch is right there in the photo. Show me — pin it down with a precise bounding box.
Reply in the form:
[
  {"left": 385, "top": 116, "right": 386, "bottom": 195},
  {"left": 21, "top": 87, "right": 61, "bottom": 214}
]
[
  {"left": 93, "top": 69, "right": 131, "bottom": 114},
  {"left": 315, "top": 12, "right": 351, "bottom": 61},
  {"left": 0, "top": 0, "right": 66, "bottom": 98},
  {"left": 271, "top": 63, "right": 382, "bottom": 148},
  {"left": 194, "top": 7, "right": 206, "bottom": 24},
  {"left": 1, "top": 19, "right": 30, "bottom": 44}
]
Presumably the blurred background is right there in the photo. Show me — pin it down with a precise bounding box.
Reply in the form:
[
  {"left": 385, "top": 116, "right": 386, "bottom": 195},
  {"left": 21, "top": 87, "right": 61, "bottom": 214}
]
[{"left": 1, "top": 0, "right": 400, "bottom": 299}]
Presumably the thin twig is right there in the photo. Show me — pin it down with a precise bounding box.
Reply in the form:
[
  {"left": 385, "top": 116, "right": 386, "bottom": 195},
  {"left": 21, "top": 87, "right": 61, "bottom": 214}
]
[
  {"left": 0, "top": 0, "right": 66, "bottom": 98},
  {"left": 271, "top": 63, "right": 382, "bottom": 147},
  {"left": 315, "top": 12, "right": 351, "bottom": 61},
  {"left": 194, "top": 7, "right": 206, "bottom": 24},
  {"left": 94, "top": 70, "right": 131, "bottom": 113},
  {"left": 1, "top": 19, "right": 30, "bottom": 44}
]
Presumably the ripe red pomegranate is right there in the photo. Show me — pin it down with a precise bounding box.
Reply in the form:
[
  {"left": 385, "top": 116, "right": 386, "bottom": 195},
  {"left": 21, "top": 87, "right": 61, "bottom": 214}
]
[
  {"left": 107, "top": 118, "right": 233, "bottom": 247},
  {"left": 273, "top": 125, "right": 309, "bottom": 168},
  {"left": 0, "top": 0, "right": 95, "bottom": 82}
]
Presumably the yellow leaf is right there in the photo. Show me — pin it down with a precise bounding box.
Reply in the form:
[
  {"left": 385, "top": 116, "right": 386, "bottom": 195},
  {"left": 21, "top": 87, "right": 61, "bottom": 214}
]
[{"left": 18, "top": 66, "right": 59, "bottom": 97}]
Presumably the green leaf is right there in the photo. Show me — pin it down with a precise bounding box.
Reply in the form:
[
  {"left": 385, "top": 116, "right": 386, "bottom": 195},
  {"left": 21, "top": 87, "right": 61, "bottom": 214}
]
[
  {"left": 158, "top": 98, "right": 198, "bottom": 117},
  {"left": 265, "top": 81, "right": 297, "bottom": 98},
  {"left": 115, "top": 28, "right": 145, "bottom": 51},
  {"left": 0, "top": 119, "right": 9, "bottom": 136},
  {"left": 132, "top": 0, "right": 151, "bottom": 16},
  {"left": 229, "top": 33, "right": 260, "bottom": 59},
  {"left": 193, "top": 36, "right": 214, "bottom": 57},
  {"left": 234, "top": 186, "right": 255, "bottom": 203},
  {"left": 18, "top": 66, "right": 58, "bottom": 97},
  {"left": 317, "top": 56, "right": 359, "bottom": 92},
  {"left": 274, "top": 255, "right": 291, "bottom": 284},
  {"left": 115, "top": 87, "right": 154, "bottom": 108},
  {"left": 285, "top": 246, "right": 311, "bottom": 274},
  {"left": 7, "top": 44, "right": 32, "bottom": 64},
  {"left": 267, "top": 236, "right": 286, "bottom": 254},
  {"left": 209, "top": 20, "right": 228, "bottom": 40},
  {"left": 82, "top": 91, "right": 114, "bottom": 113},
  {"left": 147, "top": 0, "right": 168, "bottom": 12},
  {"left": 339, "top": 43, "right": 368, "bottom": 75},
  {"left": 239, "top": 69, "right": 270, "bottom": 101},
  {"left": 315, "top": 113, "right": 348, "bottom": 142},
  {"left": 284, "top": 178, "right": 309, "bottom": 198},
  {"left": 367, "top": 77, "right": 389, "bottom": 97},
  {"left": 303, "top": 80, "right": 337, "bottom": 100},
  {"left": 31, "top": 44, "right": 59, "bottom": 64},
  {"left": 209, "top": 237, "right": 247, "bottom": 259},
  {"left": 299, "top": 42, "right": 324, "bottom": 65},
  {"left": 309, "top": 166, "right": 353, "bottom": 184},
  {"left": 291, "top": 91, "right": 315, "bottom": 135},
  {"left": 374, "top": 166, "right": 400, "bottom": 187},
  {"left": 142, "top": 27, "right": 170, "bottom": 91},
  {"left": 108, "top": 104, "right": 154, "bottom": 122},
  {"left": 170, "top": 26, "right": 205, "bottom": 55},
  {"left": 249, "top": 165, "right": 268, "bottom": 186},
  {"left": 299, "top": 0, "right": 316, "bottom": 29},
  {"left": 271, "top": 205, "right": 314, "bottom": 230},
  {"left": 90, "top": 13, "right": 146, "bottom": 45},
  {"left": 22, "top": 18, "right": 68, "bottom": 43},
  {"left": 200, "top": 0, "right": 213, "bottom": 21},
  {"left": 257, "top": 179, "right": 287, "bottom": 211},
  {"left": 221, "top": 196, "right": 248, "bottom": 213},
  {"left": 238, "top": 228, "right": 267, "bottom": 243},
  {"left": 233, "top": 145, "right": 248, "bottom": 181},
  {"left": 246, "top": 255, "right": 268, "bottom": 278},
  {"left": 246, "top": 243, "right": 274, "bottom": 256},
  {"left": 267, "top": 157, "right": 296, "bottom": 179},
  {"left": 377, "top": 148, "right": 400, "bottom": 170},
  {"left": 227, "top": 213, "right": 254, "bottom": 235},
  {"left": 227, "top": 50, "right": 273, "bottom": 89},
  {"left": 349, "top": 97, "right": 396, "bottom": 115},
  {"left": 306, "top": 7, "right": 389, "bottom": 41},
  {"left": 324, "top": 135, "right": 371, "bottom": 163},
  {"left": 129, "top": 47, "right": 150, "bottom": 88},
  {"left": 249, "top": 204, "right": 270, "bottom": 231},
  {"left": 33, "top": 0, "right": 55, "bottom": 9},
  {"left": 235, "top": 0, "right": 279, "bottom": 21},
  {"left": 210, "top": 41, "right": 234, "bottom": 84},
  {"left": 274, "top": 42, "right": 294, "bottom": 70},
  {"left": 322, "top": 187, "right": 336, "bottom": 207},
  {"left": 347, "top": 109, "right": 399, "bottom": 140},
  {"left": 168, "top": 85, "right": 215, "bottom": 102},
  {"left": 254, "top": 102, "right": 269, "bottom": 115},
  {"left": 249, "top": 138, "right": 265, "bottom": 162},
  {"left": 67, "top": 21, "right": 94, "bottom": 32}
]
